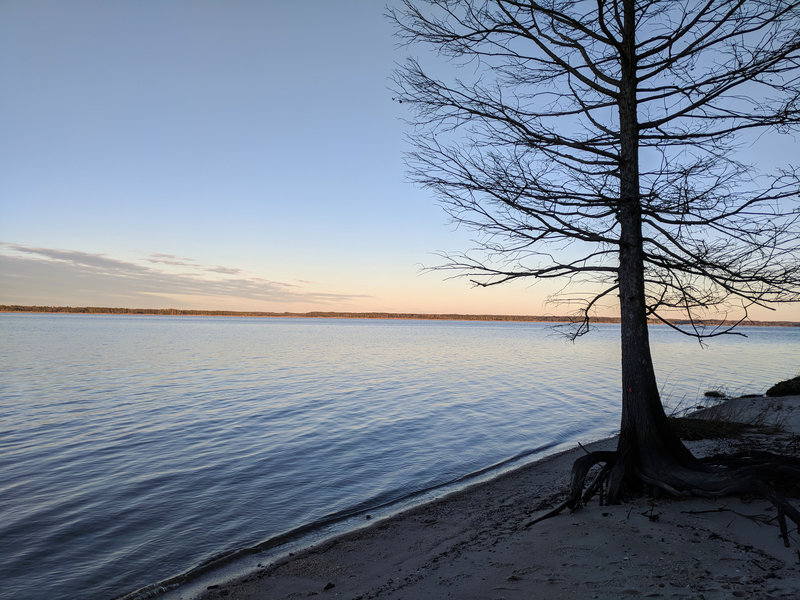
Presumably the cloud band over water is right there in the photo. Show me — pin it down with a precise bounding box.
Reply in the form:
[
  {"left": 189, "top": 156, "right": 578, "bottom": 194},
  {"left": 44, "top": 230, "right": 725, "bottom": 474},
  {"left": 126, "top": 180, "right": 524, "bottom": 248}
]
[{"left": 0, "top": 243, "right": 368, "bottom": 310}]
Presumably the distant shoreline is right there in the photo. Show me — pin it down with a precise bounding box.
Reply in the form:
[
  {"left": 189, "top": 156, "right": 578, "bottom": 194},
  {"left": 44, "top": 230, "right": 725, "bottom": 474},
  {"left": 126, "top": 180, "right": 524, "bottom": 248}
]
[{"left": 1, "top": 304, "right": 798, "bottom": 327}]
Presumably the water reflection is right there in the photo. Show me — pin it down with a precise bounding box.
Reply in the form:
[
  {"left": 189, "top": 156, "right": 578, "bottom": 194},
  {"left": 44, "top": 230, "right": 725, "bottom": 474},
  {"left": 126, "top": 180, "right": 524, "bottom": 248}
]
[{"left": 0, "top": 314, "right": 796, "bottom": 599}]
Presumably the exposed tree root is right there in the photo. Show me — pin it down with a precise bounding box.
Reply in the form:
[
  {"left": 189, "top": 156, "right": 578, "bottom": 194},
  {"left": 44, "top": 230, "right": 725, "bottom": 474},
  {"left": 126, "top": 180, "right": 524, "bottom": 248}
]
[
  {"left": 529, "top": 448, "right": 800, "bottom": 547},
  {"left": 525, "top": 451, "right": 615, "bottom": 527}
]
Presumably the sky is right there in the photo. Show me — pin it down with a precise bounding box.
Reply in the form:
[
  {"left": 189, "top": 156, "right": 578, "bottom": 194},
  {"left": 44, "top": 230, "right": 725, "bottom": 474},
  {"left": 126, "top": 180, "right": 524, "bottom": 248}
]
[{"left": 0, "top": 0, "right": 798, "bottom": 321}]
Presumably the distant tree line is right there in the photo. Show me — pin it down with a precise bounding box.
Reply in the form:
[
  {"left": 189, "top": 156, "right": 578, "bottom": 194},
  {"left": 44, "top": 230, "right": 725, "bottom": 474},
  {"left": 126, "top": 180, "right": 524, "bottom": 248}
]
[{"left": 1, "top": 305, "right": 796, "bottom": 327}]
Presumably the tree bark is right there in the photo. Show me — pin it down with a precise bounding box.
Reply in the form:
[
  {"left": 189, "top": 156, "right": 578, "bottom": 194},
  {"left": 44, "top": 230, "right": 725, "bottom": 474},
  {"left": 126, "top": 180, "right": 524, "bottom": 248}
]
[{"left": 608, "top": 0, "right": 701, "bottom": 501}]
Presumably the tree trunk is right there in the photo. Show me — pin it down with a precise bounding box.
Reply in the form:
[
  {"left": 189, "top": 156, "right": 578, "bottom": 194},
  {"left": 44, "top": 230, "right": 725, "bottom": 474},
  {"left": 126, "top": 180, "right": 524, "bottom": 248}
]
[{"left": 607, "top": 0, "right": 701, "bottom": 502}]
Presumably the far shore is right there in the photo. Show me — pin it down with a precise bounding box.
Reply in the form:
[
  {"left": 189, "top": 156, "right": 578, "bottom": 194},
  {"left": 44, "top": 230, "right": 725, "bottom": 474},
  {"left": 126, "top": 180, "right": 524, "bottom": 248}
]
[{"left": 2, "top": 305, "right": 798, "bottom": 328}]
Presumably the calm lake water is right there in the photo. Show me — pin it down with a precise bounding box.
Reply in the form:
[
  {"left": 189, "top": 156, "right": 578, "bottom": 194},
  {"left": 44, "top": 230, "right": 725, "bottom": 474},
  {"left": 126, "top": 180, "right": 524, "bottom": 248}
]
[{"left": 1, "top": 314, "right": 797, "bottom": 599}]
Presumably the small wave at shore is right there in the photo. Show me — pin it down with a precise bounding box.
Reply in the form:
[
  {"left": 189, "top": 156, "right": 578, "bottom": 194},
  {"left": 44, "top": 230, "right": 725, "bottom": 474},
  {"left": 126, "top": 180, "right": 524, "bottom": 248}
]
[{"left": 118, "top": 432, "right": 613, "bottom": 600}]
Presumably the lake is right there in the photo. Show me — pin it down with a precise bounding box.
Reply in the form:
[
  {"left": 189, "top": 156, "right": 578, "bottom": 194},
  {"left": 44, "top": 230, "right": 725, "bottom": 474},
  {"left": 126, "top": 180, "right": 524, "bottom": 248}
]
[{"left": 1, "top": 314, "right": 797, "bottom": 599}]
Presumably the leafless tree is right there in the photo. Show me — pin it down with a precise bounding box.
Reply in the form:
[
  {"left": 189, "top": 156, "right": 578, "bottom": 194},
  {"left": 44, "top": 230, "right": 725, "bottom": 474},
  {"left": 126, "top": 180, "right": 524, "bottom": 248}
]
[{"left": 391, "top": 0, "right": 800, "bottom": 540}]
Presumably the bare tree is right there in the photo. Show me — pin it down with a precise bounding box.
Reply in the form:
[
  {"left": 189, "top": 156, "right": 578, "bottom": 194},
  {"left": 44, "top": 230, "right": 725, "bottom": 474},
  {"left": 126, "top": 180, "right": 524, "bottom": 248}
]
[{"left": 391, "top": 0, "right": 800, "bottom": 539}]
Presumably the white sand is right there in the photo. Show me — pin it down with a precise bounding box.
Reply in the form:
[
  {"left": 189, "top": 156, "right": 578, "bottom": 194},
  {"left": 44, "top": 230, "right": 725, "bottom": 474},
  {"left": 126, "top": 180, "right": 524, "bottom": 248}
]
[{"left": 188, "top": 395, "right": 800, "bottom": 600}]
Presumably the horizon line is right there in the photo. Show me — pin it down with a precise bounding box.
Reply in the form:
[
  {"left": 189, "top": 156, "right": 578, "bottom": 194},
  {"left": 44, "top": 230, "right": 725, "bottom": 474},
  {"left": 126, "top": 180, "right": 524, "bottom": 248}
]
[{"left": 2, "top": 305, "right": 798, "bottom": 327}]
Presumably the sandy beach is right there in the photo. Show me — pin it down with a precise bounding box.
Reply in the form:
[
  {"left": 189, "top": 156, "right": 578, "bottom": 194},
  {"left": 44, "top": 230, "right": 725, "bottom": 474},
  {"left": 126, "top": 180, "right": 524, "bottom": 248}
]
[{"left": 186, "top": 395, "right": 800, "bottom": 600}]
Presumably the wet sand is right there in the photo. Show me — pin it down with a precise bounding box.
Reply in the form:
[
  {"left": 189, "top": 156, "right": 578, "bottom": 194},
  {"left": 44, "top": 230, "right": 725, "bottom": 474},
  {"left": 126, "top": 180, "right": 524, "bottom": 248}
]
[{"left": 183, "top": 395, "right": 800, "bottom": 600}]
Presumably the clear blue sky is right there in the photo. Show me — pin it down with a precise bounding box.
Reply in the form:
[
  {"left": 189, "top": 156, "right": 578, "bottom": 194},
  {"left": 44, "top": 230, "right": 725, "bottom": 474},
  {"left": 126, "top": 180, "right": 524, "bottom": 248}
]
[{"left": 1, "top": 1, "right": 797, "bottom": 321}]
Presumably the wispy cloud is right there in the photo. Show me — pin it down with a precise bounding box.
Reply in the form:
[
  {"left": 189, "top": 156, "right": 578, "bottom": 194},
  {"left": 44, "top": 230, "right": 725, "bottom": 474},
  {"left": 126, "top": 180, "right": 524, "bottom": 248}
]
[
  {"left": 204, "top": 265, "right": 243, "bottom": 275},
  {"left": 147, "top": 253, "right": 243, "bottom": 276},
  {"left": 146, "top": 253, "right": 198, "bottom": 267},
  {"left": 0, "top": 243, "right": 368, "bottom": 309}
]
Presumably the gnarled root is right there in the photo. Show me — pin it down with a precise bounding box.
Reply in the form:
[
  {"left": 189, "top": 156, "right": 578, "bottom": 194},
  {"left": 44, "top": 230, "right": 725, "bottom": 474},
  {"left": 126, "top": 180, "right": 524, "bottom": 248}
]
[
  {"left": 526, "top": 450, "right": 616, "bottom": 527},
  {"left": 528, "top": 448, "right": 800, "bottom": 547}
]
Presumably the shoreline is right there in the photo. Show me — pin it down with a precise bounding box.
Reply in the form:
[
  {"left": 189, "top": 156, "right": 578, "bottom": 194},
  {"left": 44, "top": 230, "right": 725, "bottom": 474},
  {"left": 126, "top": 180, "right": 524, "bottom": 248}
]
[
  {"left": 118, "top": 436, "right": 615, "bottom": 600},
  {"left": 2, "top": 305, "right": 798, "bottom": 327},
  {"left": 158, "top": 395, "right": 800, "bottom": 599}
]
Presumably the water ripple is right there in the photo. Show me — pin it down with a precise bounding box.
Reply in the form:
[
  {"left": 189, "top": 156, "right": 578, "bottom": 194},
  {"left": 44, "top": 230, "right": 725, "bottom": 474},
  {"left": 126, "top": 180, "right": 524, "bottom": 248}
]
[{"left": 0, "top": 315, "right": 796, "bottom": 599}]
